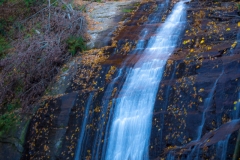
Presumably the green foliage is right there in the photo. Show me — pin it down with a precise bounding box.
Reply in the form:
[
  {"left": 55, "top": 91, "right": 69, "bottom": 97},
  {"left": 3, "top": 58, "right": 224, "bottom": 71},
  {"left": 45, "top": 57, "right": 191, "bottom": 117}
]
[
  {"left": 62, "top": 66, "right": 69, "bottom": 72},
  {"left": 0, "top": 19, "right": 6, "bottom": 35},
  {"left": 78, "top": 5, "right": 87, "bottom": 12},
  {"left": 122, "top": 8, "right": 133, "bottom": 13},
  {"left": 0, "top": 101, "right": 20, "bottom": 136},
  {"left": 5, "top": 99, "right": 20, "bottom": 111},
  {"left": 133, "top": 2, "right": 140, "bottom": 7},
  {"left": 0, "top": 0, "right": 6, "bottom": 5},
  {"left": 61, "top": 4, "right": 67, "bottom": 10},
  {"left": 237, "top": 3, "right": 240, "bottom": 11},
  {"left": 24, "top": 0, "right": 36, "bottom": 7},
  {"left": 67, "top": 36, "right": 86, "bottom": 56},
  {"left": 0, "top": 35, "right": 10, "bottom": 59},
  {"left": 0, "top": 112, "right": 19, "bottom": 136}
]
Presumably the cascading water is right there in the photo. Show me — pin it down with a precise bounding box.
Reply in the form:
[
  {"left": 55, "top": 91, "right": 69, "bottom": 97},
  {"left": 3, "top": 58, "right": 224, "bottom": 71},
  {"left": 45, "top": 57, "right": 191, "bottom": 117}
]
[
  {"left": 91, "top": 1, "right": 173, "bottom": 159},
  {"left": 74, "top": 2, "right": 167, "bottom": 158},
  {"left": 148, "top": 0, "right": 169, "bottom": 24},
  {"left": 91, "top": 68, "right": 124, "bottom": 159},
  {"left": 74, "top": 93, "right": 94, "bottom": 160},
  {"left": 135, "top": 29, "right": 149, "bottom": 51},
  {"left": 104, "top": 1, "right": 188, "bottom": 160},
  {"left": 216, "top": 136, "right": 230, "bottom": 160},
  {"left": 92, "top": 23, "right": 151, "bottom": 160},
  {"left": 216, "top": 91, "right": 240, "bottom": 160},
  {"left": 187, "top": 70, "right": 224, "bottom": 160},
  {"left": 97, "top": 28, "right": 151, "bottom": 160}
]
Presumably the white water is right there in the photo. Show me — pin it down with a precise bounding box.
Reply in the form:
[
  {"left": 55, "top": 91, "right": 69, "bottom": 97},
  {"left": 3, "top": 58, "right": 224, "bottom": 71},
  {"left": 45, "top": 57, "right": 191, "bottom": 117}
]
[
  {"left": 92, "top": 21, "right": 151, "bottom": 160},
  {"left": 98, "top": 29, "right": 151, "bottom": 159},
  {"left": 135, "top": 29, "right": 149, "bottom": 51},
  {"left": 91, "top": 68, "right": 124, "bottom": 160},
  {"left": 105, "top": 1, "right": 188, "bottom": 160},
  {"left": 92, "top": 1, "right": 171, "bottom": 158}
]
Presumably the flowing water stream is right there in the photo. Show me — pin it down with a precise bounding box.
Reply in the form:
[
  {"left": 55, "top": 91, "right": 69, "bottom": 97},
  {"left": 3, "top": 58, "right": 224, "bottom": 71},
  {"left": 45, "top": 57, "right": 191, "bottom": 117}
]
[
  {"left": 187, "top": 70, "right": 224, "bottom": 160},
  {"left": 216, "top": 91, "right": 240, "bottom": 160},
  {"left": 18, "top": 0, "right": 240, "bottom": 159},
  {"left": 104, "top": 1, "right": 188, "bottom": 159},
  {"left": 74, "top": 1, "right": 189, "bottom": 159},
  {"left": 74, "top": 93, "right": 94, "bottom": 160}
]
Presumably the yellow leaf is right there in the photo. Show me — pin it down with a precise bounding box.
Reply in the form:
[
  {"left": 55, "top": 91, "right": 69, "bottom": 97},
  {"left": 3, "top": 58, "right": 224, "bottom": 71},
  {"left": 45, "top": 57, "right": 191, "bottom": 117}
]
[
  {"left": 94, "top": 106, "right": 101, "bottom": 112},
  {"left": 183, "top": 39, "right": 190, "bottom": 45},
  {"left": 238, "top": 22, "right": 240, "bottom": 27},
  {"left": 234, "top": 101, "right": 238, "bottom": 104},
  {"left": 226, "top": 28, "right": 231, "bottom": 31},
  {"left": 199, "top": 88, "right": 204, "bottom": 92},
  {"left": 207, "top": 46, "right": 212, "bottom": 50},
  {"left": 231, "top": 41, "right": 237, "bottom": 48},
  {"left": 200, "top": 40, "right": 204, "bottom": 44},
  {"left": 44, "top": 145, "right": 49, "bottom": 151}
]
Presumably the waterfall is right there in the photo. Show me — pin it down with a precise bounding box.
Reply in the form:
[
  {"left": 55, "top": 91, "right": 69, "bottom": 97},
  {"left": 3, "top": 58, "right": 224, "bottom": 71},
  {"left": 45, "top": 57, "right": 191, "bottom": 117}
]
[
  {"left": 196, "top": 71, "right": 223, "bottom": 140},
  {"left": 216, "top": 136, "right": 230, "bottom": 160},
  {"left": 148, "top": 0, "right": 169, "bottom": 24},
  {"left": 97, "top": 28, "right": 152, "bottom": 159},
  {"left": 92, "top": 19, "right": 152, "bottom": 160},
  {"left": 187, "top": 70, "right": 224, "bottom": 160},
  {"left": 91, "top": 68, "right": 124, "bottom": 159},
  {"left": 74, "top": 93, "right": 94, "bottom": 160},
  {"left": 104, "top": 1, "right": 188, "bottom": 160},
  {"left": 90, "top": 1, "right": 173, "bottom": 159},
  {"left": 135, "top": 29, "right": 149, "bottom": 51},
  {"left": 216, "top": 92, "right": 240, "bottom": 160}
]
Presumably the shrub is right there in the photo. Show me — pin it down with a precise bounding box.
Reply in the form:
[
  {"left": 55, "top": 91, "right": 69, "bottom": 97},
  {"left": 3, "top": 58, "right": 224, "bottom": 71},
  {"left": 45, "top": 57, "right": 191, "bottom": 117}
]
[
  {"left": 238, "top": 3, "right": 240, "bottom": 11},
  {"left": 0, "top": 3, "right": 86, "bottom": 111},
  {"left": 0, "top": 112, "right": 19, "bottom": 136},
  {"left": 0, "top": 35, "right": 10, "bottom": 59},
  {"left": 122, "top": 8, "right": 133, "bottom": 13},
  {"left": 0, "top": 0, "right": 6, "bottom": 5},
  {"left": 67, "top": 36, "right": 86, "bottom": 56}
]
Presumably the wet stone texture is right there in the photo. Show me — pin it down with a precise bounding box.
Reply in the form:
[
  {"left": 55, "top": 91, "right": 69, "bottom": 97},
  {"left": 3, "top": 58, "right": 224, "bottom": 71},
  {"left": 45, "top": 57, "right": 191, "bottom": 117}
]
[
  {"left": 21, "top": 1, "right": 169, "bottom": 159},
  {"left": 22, "top": 0, "right": 240, "bottom": 160},
  {"left": 150, "top": 0, "right": 240, "bottom": 159}
]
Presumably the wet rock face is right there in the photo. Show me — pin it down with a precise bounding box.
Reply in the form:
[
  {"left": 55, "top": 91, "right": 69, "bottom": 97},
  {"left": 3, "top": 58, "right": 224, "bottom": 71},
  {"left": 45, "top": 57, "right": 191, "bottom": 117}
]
[
  {"left": 150, "top": 0, "right": 240, "bottom": 159},
  {"left": 22, "top": 92, "right": 78, "bottom": 159},
  {"left": 21, "top": 1, "right": 166, "bottom": 159},
  {"left": 22, "top": 0, "right": 240, "bottom": 160}
]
